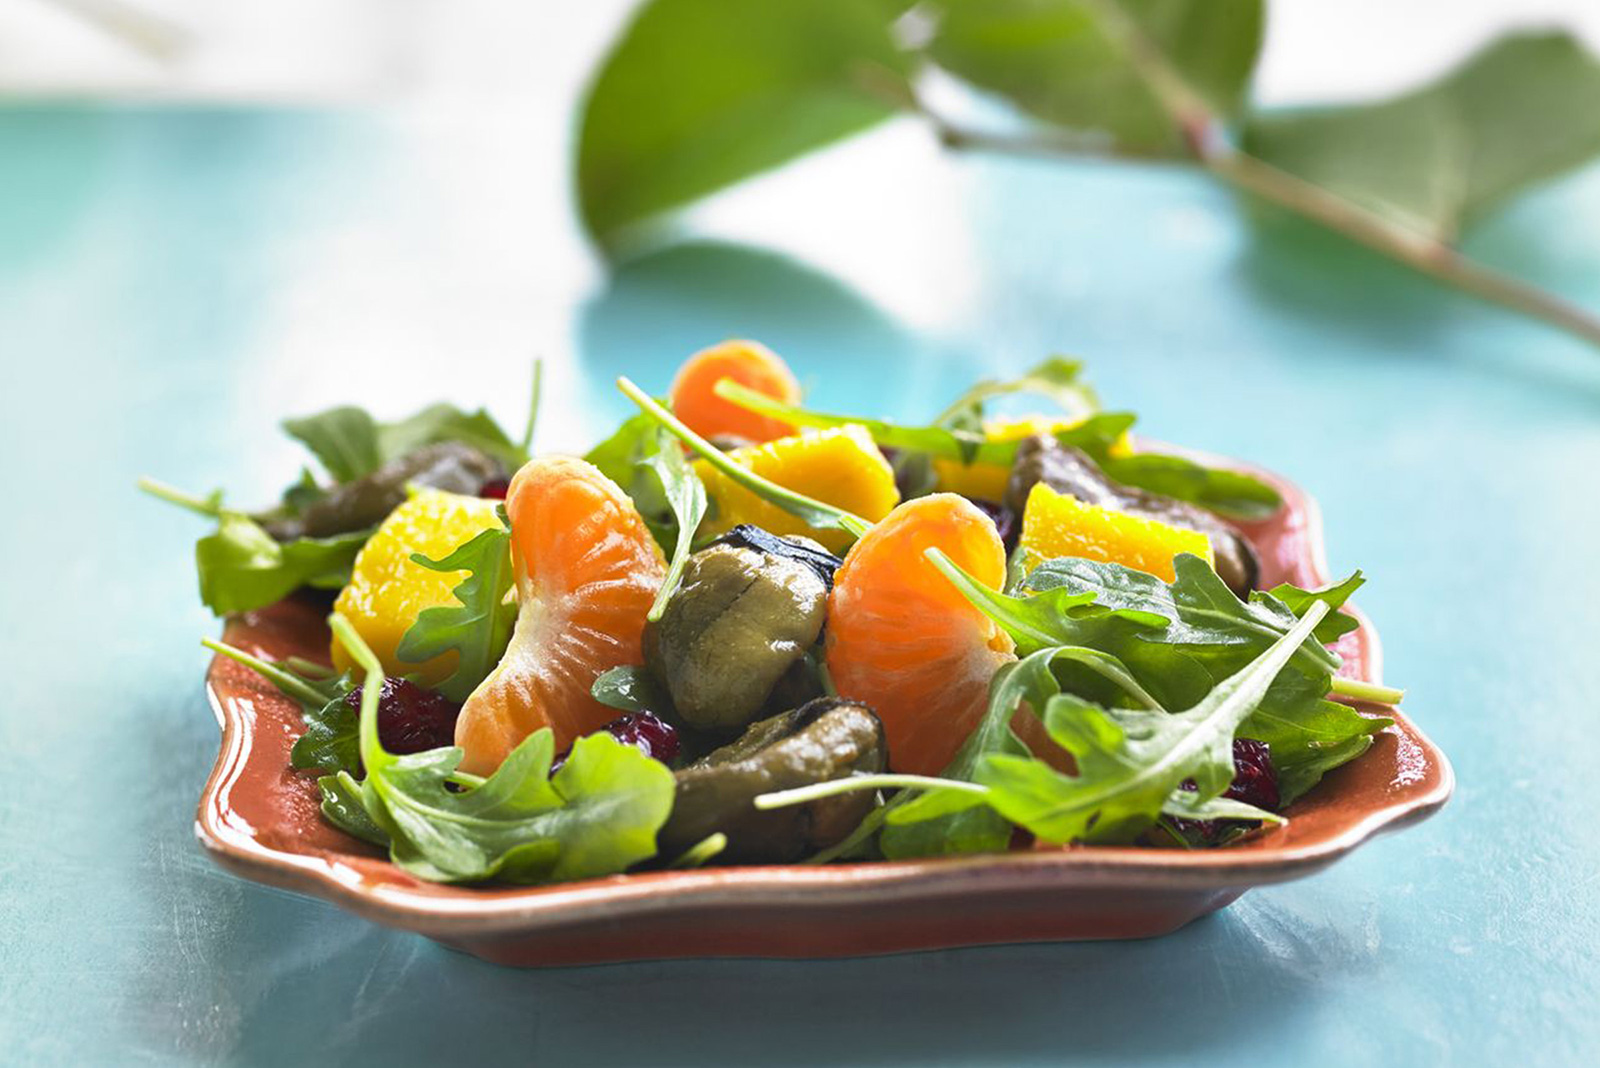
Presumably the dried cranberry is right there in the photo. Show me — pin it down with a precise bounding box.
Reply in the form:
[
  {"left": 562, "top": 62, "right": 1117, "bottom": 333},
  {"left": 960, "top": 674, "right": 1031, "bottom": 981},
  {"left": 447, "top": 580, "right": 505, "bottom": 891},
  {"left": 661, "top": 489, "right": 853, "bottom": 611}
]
[
  {"left": 965, "top": 497, "right": 1018, "bottom": 549},
  {"left": 478, "top": 477, "right": 510, "bottom": 499},
  {"left": 1171, "top": 738, "right": 1282, "bottom": 843},
  {"left": 551, "top": 711, "right": 680, "bottom": 773},
  {"left": 344, "top": 677, "right": 461, "bottom": 755}
]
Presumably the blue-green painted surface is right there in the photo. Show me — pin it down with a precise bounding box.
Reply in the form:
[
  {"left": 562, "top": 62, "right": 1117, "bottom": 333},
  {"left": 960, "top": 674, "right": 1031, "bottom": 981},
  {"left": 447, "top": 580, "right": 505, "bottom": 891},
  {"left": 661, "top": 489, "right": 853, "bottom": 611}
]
[{"left": 1, "top": 104, "right": 1597, "bottom": 1067}]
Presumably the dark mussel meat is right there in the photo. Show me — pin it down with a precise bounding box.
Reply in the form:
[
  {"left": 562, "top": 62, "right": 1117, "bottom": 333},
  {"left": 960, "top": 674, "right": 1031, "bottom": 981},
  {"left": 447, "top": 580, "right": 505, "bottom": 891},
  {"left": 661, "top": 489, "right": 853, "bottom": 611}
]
[
  {"left": 658, "top": 698, "right": 887, "bottom": 864},
  {"left": 266, "top": 441, "right": 505, "bottom": 541}
]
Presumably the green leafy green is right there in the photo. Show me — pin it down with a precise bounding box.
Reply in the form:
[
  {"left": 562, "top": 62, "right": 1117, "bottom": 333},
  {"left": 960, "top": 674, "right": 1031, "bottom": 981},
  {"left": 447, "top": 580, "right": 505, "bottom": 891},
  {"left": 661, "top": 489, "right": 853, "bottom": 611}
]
[
  {"left": 201, "top": 639, "right": 363, "bottom": 776},
  {"left": 323, "top": 615, "right": 676, "bottom": 884},
  {"left": 930, "top": 0, "right": 1265, "bottom": 156},
  {"left": 1243, "top": 670, "right": 1388, "bottom": 805},
  {"left": 1022, "top": 553, "right": 1353, "bottom": 677},
  {"left": 393, "top": 523, "right": 517, "bottom": 703},
  {"left": 195, "top": 513, "right": 369, "bottom": 616},
  {"left": 639, "top": 430, "right": 708, "bottom": 621},
  {"left": 292, "top": 693, "right": 363, "bottom": 775},
  {"left": 1244, "top": 32, "right": 1600, "bottom": 242},
  {"left": 284, "top": 401, "right": 528, "bottom": 485},
  {"left": 976, "top": 601, "right": 1326, "bottom": 844},
  {"left": 576, "top": 0, "right": 915, "bottom": 243},
  {"left": 584, "top": 411, "right": 659, "bottom": 490},
  {"left": 592, "top": 665, "right": 674, "bottom": 715},
  {"left": 1098, "top": 452, "right": 1282, "bottom": 520},
  {"left": 932, "top": 355, "right": 1100, "bottom": 427}
]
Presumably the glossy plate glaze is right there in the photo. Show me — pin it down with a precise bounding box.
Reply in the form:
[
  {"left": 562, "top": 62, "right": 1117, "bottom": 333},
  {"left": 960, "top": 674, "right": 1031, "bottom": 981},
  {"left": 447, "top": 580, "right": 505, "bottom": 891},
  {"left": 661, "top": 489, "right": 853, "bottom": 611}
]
[{"left": 196, "top": 454, "right": 1452, "bottom": 966}]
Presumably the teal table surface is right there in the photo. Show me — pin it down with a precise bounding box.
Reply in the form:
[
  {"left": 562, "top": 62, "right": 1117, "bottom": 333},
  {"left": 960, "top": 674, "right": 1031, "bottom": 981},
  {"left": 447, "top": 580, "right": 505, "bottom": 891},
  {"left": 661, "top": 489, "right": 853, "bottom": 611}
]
[{"left": 2, "top": 96, "right": 1598, "bottom": 1067}]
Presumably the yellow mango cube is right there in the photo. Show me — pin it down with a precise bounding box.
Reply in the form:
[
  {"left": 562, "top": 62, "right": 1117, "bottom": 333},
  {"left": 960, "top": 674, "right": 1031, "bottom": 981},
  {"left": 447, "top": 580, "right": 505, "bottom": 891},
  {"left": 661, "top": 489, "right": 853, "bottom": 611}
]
[{"left": 1018, "top": 482, "right": 1212, "bottom": 581}]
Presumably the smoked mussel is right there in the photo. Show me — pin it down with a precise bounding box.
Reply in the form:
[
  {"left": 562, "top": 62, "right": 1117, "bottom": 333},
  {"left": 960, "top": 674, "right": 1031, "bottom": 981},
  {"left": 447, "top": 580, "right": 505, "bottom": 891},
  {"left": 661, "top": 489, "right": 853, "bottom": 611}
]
[
  {"left": 642, "top": 533, "right": 838, "bottom": 731},
  {"left": 658, "top": 698, "right": 887, "bottom": 864},
  {"left": 1005, "top": 435, "right": 1260, "bottom": 595},
  {"left": 265, "top": 441, "right": 504, "bottom": 541}
]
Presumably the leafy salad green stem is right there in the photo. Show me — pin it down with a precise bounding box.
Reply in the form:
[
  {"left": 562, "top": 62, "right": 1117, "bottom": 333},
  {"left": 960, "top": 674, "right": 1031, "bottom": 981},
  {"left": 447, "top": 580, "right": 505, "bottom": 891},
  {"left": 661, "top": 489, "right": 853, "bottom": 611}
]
[
  {"left": 616, "top": 375, "right": 872, "bottom": 539},
  {"left": 137, "top": 477, "right": 223, "bottom": 518},
  {"left": 754, "top": 773, "right": 989, "bottom": 812},
  {"left": 201, "top": 638, "right": 334, "bottom": 710}
]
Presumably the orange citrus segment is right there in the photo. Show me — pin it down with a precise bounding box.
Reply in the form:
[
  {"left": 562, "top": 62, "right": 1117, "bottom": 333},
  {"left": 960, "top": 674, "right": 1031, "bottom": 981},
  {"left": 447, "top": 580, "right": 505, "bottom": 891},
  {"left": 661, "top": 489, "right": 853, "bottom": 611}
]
[
  {"left": 825, "top": 494, "right": 1015, "bottom": 776},
  {"left": 669, "top": 339, "right": 802, "bottom": 444},
  {"left": 694, "top": 425, "right": 899, "bottom": 553},
  {"left": 933, "top": 414, "right": 1133, "bottom": 500},
  {"left": 1017, "top": 482, "right": 1213, "bottom": 581},
  {"left": 454, "top": 456, "right": 665, "bottom": 775},
  {"left": 331, "top": 490, "right": 503, "bottom": 686}
]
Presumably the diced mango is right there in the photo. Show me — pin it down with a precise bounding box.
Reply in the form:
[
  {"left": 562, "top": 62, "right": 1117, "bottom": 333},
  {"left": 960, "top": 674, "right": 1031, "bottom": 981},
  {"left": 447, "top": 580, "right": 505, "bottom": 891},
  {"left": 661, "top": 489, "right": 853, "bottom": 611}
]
[
  {"left": 331, "top": 489, "right": 503, "bottom": 684},
  {"left": 933, "top": 414, "right": 1132, "bottom": 501},
  {"left": 1017, "top": 482, "right": 1212, "bottom": 581},
  {"left": 694, "top": 425, "right": 899, "bottom": 552}
]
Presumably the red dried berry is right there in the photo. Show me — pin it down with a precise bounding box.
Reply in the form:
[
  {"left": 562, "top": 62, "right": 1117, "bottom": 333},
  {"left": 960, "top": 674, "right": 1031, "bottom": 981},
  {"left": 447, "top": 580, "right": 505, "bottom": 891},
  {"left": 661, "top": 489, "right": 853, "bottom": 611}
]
[
  {"left": 1171, "top": 738, "right": 1282, "bottom": 843},
  {"left": 344, "top": 677, "right": 461, "bottom": 755},
  {"left": 551, "top": 711, "right": 680, "bottom": 773},
  {"left": 965, "top": 497, "right": 1018, "bottom": 549},
  {"left": 478, "top": 478, "right": 510, "bottom": 500}
]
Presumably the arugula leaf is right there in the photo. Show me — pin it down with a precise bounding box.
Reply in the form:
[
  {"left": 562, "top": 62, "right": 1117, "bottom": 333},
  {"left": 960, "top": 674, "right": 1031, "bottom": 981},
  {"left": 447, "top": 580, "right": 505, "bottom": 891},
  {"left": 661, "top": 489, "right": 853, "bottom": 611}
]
[
  {"left": 1023, "top": 554, "right": 1349, "bottom": 678},
  {"left": 282, "top": 407, "right": 382, "bottom": 484},
  {"left": 977, "top": 601, "right": 1329, "bottom": 844},
  {"left": 932, "top": 355, "right": 1100, "bottom": 426},
  {"left": 318, "top": 771, "right": 391, "bottom": 847},
  {"left": 1099, "top": 452, "right": 1282, "bottom": 521},
  {"left": 639, "top": 429, "right": 708, "bottom": 621},
  {"left": 283, "top": 400, "right": 529, "bottom": 487},
  {"left": 882, "top": 644, "right": 1152, "bottom": 857},
  {"left": 329, "top": 614, "right": 676, "bottom": 884},
  {"left": 195, "top": 512, "right": 368, "bottom": 616},
  {"left": 291, "top": 692, "right": 362, "bottom": 774},
  {"left": 592, "top": 665, "right": 674, "bottom": 715},
  {"left": 1242, "top": 670, "right": 1389, "bottom": 805},
  {"left": 584, "top": 411, "right": 659, "bottom": 490},
  {"left": 393, "top": 523, "right": 517, "bottom": 703}
]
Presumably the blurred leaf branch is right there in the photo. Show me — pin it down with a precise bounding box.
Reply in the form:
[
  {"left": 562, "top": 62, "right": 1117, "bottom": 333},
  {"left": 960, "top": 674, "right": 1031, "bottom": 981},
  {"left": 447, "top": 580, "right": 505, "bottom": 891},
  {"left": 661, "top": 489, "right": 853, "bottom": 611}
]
[{"left": 575, "top": 0, "right": 1600, "bottom": 349}]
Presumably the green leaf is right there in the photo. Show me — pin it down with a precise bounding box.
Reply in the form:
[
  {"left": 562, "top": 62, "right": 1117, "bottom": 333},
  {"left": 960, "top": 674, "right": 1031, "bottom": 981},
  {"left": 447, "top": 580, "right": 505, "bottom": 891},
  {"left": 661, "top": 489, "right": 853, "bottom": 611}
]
[
  {"left": 882, "top": 643, "right": 1155, "bottom": 857},
  {"left": 932, "top": 355, "right": 1100, "bottom": 426},
  {"left": 1243, "top": 32, "right": 1600, "bottom": 242},
  {"left": 930, "top": 0, "right": 1265, "bottom": 155},
  {"left": 977, "top": 600, "right": 1328, "bottom": 843},
  {"left": 282, "top": 407, "right": 382, "bottom": 484},
  {"left": 1242, "top": 670, "right": 1389, "bottom": 805},
  {"left": 394, "top": 524, "right": 517, "bottom": 702},
  {"left": 585, "top": 411, "right": 661, "bottom": 491},
  {"left": 331, "top": 615, "right": 677, "bottom": 884},
  {"left": 291, "top": 692, "right": 362, "bottom": 774},
  {"left": 576, "top": 0, "right": 915, "bottom": 242},
  {"left": 715, "top": 378, "right": 1134, "bottom": 466},
  {"left": 195, "top": 512, "right": 368, "bottom": 615},
  {"left": 283, "top": 401, "right": 527, "bottom": 486},
  {"left": 318, "top": 771, "right": 390, "bottom": 847},
  {"left": 1023, "top": 553, "right": 1347, "bottom": 677},
  {"left": 1098, "top": 452, "right": 1281, "bottom": 520},
  {"left": 592, "top": 665, "right": 674, "bottom": 715},
  {"left": 640, "top": 428, "right": 708, "bottom": 621}
]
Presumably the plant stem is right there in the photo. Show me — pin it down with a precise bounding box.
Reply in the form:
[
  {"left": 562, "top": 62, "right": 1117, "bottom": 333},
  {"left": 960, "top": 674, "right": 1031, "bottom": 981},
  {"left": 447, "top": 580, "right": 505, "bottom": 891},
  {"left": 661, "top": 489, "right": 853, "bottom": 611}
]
[
  {"left": 925, "top": 0, "right": 1600, "bottom": 353},
  {"left": 137, "top": 476, "right": 223, "bottom": 518},
  {"left": 202, "top": 639, "right": 329, "bottom": 709},
  {"left": 520, "top": 358, "right": 543, "bottom": 455},
  {"left": 1329, "top": 677, "right": 1406, "bottom": 706},
  {"left": 617, "top": 376, "right": 873, "bottom": 538},
  {"left": 754, "top": 773, "right": 988, "bottom": 810}
]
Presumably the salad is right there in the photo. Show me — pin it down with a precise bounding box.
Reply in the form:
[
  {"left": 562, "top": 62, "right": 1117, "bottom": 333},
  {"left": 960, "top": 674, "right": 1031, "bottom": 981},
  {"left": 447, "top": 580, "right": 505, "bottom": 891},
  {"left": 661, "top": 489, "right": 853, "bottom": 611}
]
[{"left": 145, "top": 342, "right": 1403, "bottom": 885}]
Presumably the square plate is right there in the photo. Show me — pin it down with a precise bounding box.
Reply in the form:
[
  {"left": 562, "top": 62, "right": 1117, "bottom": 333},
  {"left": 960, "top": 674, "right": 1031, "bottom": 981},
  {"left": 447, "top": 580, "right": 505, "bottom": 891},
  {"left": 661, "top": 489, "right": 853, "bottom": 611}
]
[{"left": 196, "top": 454, "right": 1452, "bottom": 966}]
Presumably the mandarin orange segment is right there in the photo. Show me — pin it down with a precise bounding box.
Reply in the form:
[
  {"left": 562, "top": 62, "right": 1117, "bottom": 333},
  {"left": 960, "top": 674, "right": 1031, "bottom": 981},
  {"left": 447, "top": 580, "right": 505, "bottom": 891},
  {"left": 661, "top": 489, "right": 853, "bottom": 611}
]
[
  {"left": 693, "top": 425, "right": 899, "bottom": 552},
  {"left": 825, "top": 493, "right": 1015, "bottom": 776},
  {"left": 454, "top": 456, "right": 665, "bottom": 775},
  {"left": 668, "top": 339, "right": 802, "bottom": 444},
  {"left": 1017, "top": 482, "right": 1213, "bottom": 581},
  {"left": 932, "top": 414, "right": 1133, "bottom": 500}
]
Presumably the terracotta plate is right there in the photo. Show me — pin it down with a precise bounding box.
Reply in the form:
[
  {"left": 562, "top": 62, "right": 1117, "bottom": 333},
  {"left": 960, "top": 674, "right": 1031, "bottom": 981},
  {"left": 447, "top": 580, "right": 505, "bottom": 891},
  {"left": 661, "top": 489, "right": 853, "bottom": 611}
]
[{"left": 196, "top": 456, "right": 1453, "bottom": 966}]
